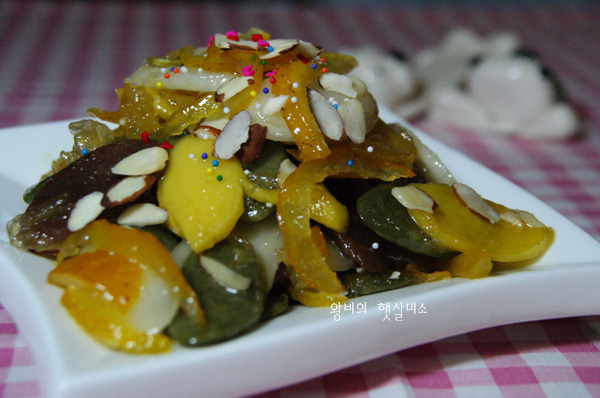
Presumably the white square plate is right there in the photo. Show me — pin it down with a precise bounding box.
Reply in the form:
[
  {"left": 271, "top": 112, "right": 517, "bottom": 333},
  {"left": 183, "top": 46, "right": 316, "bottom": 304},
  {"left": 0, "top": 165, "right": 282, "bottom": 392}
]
[{"left": 1, "top": 110, "right": 599, "bottom": 398}]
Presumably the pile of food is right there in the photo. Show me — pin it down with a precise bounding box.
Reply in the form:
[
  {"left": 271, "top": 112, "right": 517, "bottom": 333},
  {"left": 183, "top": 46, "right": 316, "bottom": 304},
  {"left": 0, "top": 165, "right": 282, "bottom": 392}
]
[{"left": 6, "top": 29, "right": 554, "bottom": 353}]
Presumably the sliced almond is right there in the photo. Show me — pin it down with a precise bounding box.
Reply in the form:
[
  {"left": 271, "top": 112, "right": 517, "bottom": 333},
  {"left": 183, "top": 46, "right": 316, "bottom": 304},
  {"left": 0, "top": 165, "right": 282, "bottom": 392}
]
[
  {"left": 194, "top": 125, "right": 221, "bottom": 139},
  {"left": 200, "top": 255, "right": 252, "bottom": 291},
  {"left": 215, "top": 76, "right": 255, "bottom": 102},
  {"left": 307, "top": 88, "right": 343, "bottom": 140},
  {"left": 102, "top": 175, "right": 156, "bottom": 207},
  {"left": 117, "top": 203, "right": 168, "bottom": 227},
  {"left": 403, "top": 127, "right": 455, "bottom": 185},
  {"left": 518, "top": 210, "right": 545, "bottom": 228},
  {"left": 297, "top": 40, "right": 323, "bottom": 60},
  {"left": 213, "top": 110, "right": 252, "bottom": 159},
  {"left": 236, "top": 123, "right": 267, "bottom": 163},
  {"left": 227, "top": 41, "right": 262, "bottom": 51},
  {"left": 214, "top": 34, "right": 260, "bottom": 51},
  {"left": 319, "top": 73, "right": 358, "bottom": 98},
  {"left": 262, "top": 95, "right": 289, "bottom": 115},
  {"left": 391, "top": 185, "right": 437, "bottom": 213},
  {"left": 111, "top": 147, "right": 169, "bottom": 176},
  {"left": 453, "top": 183, "right": 500, "bottom": 224},
  {"left": 68, "top": 191, "right": 105, "bottom": 231},
  {"left": 388, "top": 271, "right": 401, "bottom": 279},
  {"left": 276, "top": 158, "right": 298, "bottom": 186},
  {"left": 350, "top": 75, "right": 369, "bottom": 96},
  {"left": 338, "top": 99, "right": 367, "bottom": 143},
  {"left": 259, "top": 39, "right": 299, "bottom": 60},
  {"left": 214, "top": 33, "right": 230, "bottom": 48},
  {"left": 499, "top": 210, "right": 524, "bottom": 227}
]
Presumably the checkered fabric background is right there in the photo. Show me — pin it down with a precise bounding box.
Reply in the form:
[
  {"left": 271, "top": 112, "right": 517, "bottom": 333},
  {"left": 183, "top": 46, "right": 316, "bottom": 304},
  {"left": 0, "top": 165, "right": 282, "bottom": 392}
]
[{"left": 1, "top": 1, "right": 599, "bottom": 397}]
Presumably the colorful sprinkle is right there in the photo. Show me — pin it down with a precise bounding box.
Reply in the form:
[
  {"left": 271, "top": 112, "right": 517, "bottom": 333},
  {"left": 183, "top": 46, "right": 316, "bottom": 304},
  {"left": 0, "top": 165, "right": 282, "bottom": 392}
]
[
  {"left": 251, "top": 33, "right": 263, "bottom": 42},
  {"left": 371, "top": 242, "right": 380, "bottom": 249},
  {"left": 367, "top": 146, "right": 374, "bottom": 153},
  {"left": 160, "top": 141, "right": 173, "bottom": 149},
  {"left": 333, "top": 103, "right": 338, "bottom": 109},
  {"left": 140, "top": 131, "right": 150, "bottom": 143},
  {"left": 188, "top": 153, "right": 195, "bottom": 160},
  {"left": 291, "top": 96, "right": 297, "bottom": 103},
  {"left": 263, "top": 88, "right": 269, "bottom": 94},
  {"left": 347, "top": 160, "right": 354, "bottom": 166},
  {"left": 212, "top": 160, "right": 219, "bottom": 167},
  {"left": 173, "top": 68, "right": 180, "bottom": 74},
  {"left": 269, "top": 77, "right": 276, "bottom": 84},
  {"left": 216, "top": 175, "right": 223, "bottom": 181},
  {"left": 260, "top": 60, "right": 266, "bottom": 65},
  {"left": 321, "top": 67, "right": 328, "bottom": 73},
  {"left": 223, "top": 107, "right": 230, "bottom": 114},
  {"left": 257, "top": 39, "right": 269, "bottom": 47},
  {"left": 81, "top": 149, "right": 88, "bottom": 155},
  {"left": 206, "top": 36, "right": 214, "bottom": 48},
  {"left": 297, "top": 53, "right": 308, "bottom": 63},
  {"left": 206, "top": 167, "right": 213, "bottom": 174},
  {"left": 265, "top": 70, "right": 277, "bottom": 77},
  {"left": 267, "top": 46, "right": 274, "bottom": 52},
  {"left": 311, "top": 64, "right": 316, "bottom": 69},
  {"left": 241, "top": 65, "right": 255, "bottom": 76},
  {"left": 156, "top": 82, "right": 163, "bottom": 88},
  {"left": 164, "top": 72, "right": 171, "bottom": 79},
  {"left": 180, "top": 66, "right": 188, "bottom": 73},
  {"left": 226, "top": 31, "right": 239, "bottom": 41},
  {"left": 250, "top": 90, "right": 257, "bottom": 97},
  {"left": 201, "top": 152, "right": 208, "bottom": 160},
  {"left": 292, "top": 82, "right": 299, "bottom": 89},
  {"left": 319, "top": 57, "right": 326, "bottom": 63}
]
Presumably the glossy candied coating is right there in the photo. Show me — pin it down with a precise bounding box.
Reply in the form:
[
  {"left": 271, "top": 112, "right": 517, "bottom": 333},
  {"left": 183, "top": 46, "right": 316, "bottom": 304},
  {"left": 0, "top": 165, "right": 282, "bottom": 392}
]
[
  {"left": 50, "top": 250, "right": 173, "bottom": 353},
  {"left": 56, "top": 220, "right": 204, "bottom": 322},
  {"left": 89, "top": 83, "right": 161, "bottom": 139},
  {"left": 52, "top": 250, "right": 144, "bottom": 312},
  {"left": 271, "top": 59, "right": 330, "bottom": 161},
  {"left": 445, "top": 249, "right": 493, "bottom": 279},
  {"left": 406, "top": 183, "right": 554, "bottom": 262},
  {"left": 277, "top": 148, "right": 414, "bottom": 296},
  {"left": 157, "top": 135, "right": 245, "bottom": 253},
  {"left": 7, "top": 139, "right": 160, "bottom": 254}
]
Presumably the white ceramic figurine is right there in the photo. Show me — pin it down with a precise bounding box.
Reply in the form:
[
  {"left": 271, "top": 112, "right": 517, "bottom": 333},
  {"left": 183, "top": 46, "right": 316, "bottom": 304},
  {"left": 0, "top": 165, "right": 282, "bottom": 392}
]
[
  {"left": 417, "top": 29, "right": 579, "bottom": 138},
  {"left": 345, "top": 29, "right": 579, "bottom": 139}
]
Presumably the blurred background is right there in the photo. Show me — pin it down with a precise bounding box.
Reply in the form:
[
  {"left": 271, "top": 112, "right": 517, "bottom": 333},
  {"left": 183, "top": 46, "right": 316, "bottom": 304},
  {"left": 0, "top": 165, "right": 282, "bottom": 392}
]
[{"left": 1, "top": 0, "right": 597, "bottom": 127}]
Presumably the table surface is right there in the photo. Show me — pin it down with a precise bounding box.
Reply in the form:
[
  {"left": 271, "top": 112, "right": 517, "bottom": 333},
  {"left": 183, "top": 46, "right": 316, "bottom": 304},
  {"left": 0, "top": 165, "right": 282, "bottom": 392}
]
[{"left": 1, "top": 1, "right": 599, "bottom": 397}]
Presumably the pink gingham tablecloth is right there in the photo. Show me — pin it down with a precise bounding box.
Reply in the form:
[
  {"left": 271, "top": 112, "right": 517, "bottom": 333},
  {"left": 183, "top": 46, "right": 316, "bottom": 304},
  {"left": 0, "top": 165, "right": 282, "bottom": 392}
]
[{"left": 1, "top": 1, "right": 599, "bottom": 397}]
